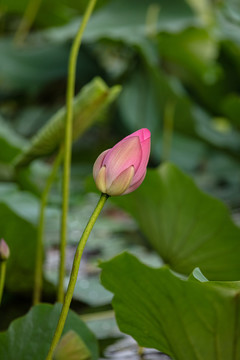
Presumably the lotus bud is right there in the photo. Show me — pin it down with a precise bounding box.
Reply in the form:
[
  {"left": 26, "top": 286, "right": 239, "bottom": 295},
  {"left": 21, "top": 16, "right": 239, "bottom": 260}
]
[
  {"left": 0, "top": 239, "right": 10, "bottom": 261},
  {"left": 93, "top": 128, "right": 151, "bottom": 196},
  {"left": 53, "top": 330, "right": 91, "bottom": 360}
]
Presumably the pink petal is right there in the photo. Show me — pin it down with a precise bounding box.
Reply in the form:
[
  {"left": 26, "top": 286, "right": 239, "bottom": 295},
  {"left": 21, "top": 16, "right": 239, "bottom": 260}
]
[
  {"left": 122, "top": 170, "right": 146, "bottom": 195},
  {"left": 132, "top": 136, "right": 151, "bottom": 184},
  {"left": 107, "top": 166, "right": 134, "bottom": 196},
  {"left": 124, "top": 128, "right": 151, "bottom": 143},
  {"left": 103, "top": 137, "right": 142, "bottom": 188},
  {"left": 0, "top": 238, "right": 10, "bottom": 260},
  {"left": 93, "top": 149, "right": 110, "bottom": 180},
  {"left": 95, "top": 166, "right": 107, "bottom": 193}
]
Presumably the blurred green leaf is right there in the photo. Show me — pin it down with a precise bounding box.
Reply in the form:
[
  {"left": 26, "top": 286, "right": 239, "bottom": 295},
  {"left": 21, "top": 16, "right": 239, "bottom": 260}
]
[
  {"left": 216, "top": 0, "right": 240, "bottom": 43},
  {"left": 0, "top": 303, "right": 98, "bottom": 360},
  {"left": 222, "top": 94, "right": 240, "bottom": 127},
  {"left": 0, "top": 39, "right": 70, "bottom": 93},
  {"left": 13, "top": 106, "right": 58, "bottom": 138},
  {"left": 1, "top": 0, "right": 29, "bottom": 13},
  {"left": 15, "top": 161, "right": 54, "bottom": 196},
  {"left": 113, "top": 163, "right": 240, "bottom": 280},
  {"left": 45, "top": 269, "right": 113, "bottom": 307},
  {"left": 1, "top": 0, "right": 109, "bottom": 28},
  {"left": 118, "top": 62, "right": 197, "bottom": 160},
  {"left": 84, "top": 0, "right": 197, "bottom": 42},
  {"left": 167, "top": 133, "right": 207, "bottom": 171},
  {"left": 100, "top": 252, "right": 240, "bottom": 360},
  {"left": 46, "top": 0, "right": 197, "bottom": 45},
  {"left": 1, "top": 0, "right": 70, "bottom": 27},
  {"left": 0, "top": 116, "right": 27, "bottom": 164},
  {"left": 0, "top": 38, "right": 100, "bottom": 94},
  {"left": 194, "top": 106, "right": 240, "bottom": 153},
  {"left": 220, "top": 40, "right": 240, "bottom": 82},
  {"left": 200, "top": 151, "right": 240, "bottom": 204},
  {"left": 158, "top": 27, "right": 220, "bottom": 84},
  {"left": 0, "top": 187, "right": 38, "bottom": 292},
  {"left": 80, "top": 311, "right": 120, "bottom": 340}
]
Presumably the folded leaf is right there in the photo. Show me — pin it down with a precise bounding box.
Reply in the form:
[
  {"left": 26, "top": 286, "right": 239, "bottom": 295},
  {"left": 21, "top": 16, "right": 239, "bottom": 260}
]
[{"left": 13, "top": 77, "right": 121, "bottom": 167}]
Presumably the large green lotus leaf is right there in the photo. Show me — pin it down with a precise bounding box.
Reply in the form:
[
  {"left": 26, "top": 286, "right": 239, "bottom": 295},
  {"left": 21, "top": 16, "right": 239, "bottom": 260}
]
[
  {"left": 0, "top": 186, "right": 39, "bottom": 292},
  {"left": 100, "top": 252, "right": 240, "bottom": 360},
  {"left": 0, "top": 303, "right": 98, "bottom": 360},
  {"left": 113, "top": 163, "right": 240, "bottom": 280}
]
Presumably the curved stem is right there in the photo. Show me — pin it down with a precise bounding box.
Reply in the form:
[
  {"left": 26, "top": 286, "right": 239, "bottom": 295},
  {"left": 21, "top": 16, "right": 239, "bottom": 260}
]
[
  {"left": 46, "top": 193, "right": 108, "bottom": 360},
  {"left": 58, "top": 0, "right": 97, "bottom": 303},
  {"left": 0, "top": 261, "right": 6, "bottom": 305},
  {"left": 33, "top": 147, "right": 64, "bottom": 305}
]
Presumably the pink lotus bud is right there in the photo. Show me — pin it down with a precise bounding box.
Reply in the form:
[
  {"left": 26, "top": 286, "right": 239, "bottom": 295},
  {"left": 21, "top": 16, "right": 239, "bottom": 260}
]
[
  {"left": 0, "top": 239, "right": 10, "bottom": 261},
  {"left": 93, "top": 128, "right": 151, "bottom": 196}
]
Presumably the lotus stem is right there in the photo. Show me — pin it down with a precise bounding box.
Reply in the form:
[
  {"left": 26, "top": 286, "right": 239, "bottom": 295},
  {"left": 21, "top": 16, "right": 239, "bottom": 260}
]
[
  {"left": 46, "top": 193, "right": 108, "bottom": 360},
  {"left": 33, "top": 147, "right": 64, "bottom": 305},
  {"left": 57, "top": 0, "right": 97, "bottom": 303},
  {"left": 0, "top": 261, "right": 6, "bottom": 305}
]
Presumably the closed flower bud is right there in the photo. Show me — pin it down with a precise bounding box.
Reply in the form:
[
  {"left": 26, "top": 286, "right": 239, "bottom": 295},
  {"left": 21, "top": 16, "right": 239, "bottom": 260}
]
[
  {"left": 93, "top": 128, "right": 151, "bottom": 196},
  {"left": 0, "top": 239, "right": 10, "bottom": 261}
]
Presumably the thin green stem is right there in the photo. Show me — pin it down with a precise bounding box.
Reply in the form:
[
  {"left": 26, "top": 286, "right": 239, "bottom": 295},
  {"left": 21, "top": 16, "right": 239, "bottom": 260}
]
[
  {"left": 14, "top": 0, "right": 42, "bottom": 44},
  {"left": 138, "top": 346, "right": 144, "bottom": 358},
  {"left": 46, "top": 193, "right": 108, "bottom": 360},
  {"left": 58, "top": 0, "right": 98, "bottom": 303},
  {"left": 145, "top": 3, "right": 160, "bottom": 37},
  {"left": 162, "top": 101, "right": 175, "bottom": 162},
  {"left": 0, "top": 261, "right": 6, "bottom": 305},
  {"left": 33, "top": 147, "right": 64, "bottom": 305}
]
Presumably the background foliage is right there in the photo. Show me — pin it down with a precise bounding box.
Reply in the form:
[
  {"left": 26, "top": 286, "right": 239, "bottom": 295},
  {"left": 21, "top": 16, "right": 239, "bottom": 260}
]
[{"left": 0, "top": 0, "right": 240, "bottom": 359}]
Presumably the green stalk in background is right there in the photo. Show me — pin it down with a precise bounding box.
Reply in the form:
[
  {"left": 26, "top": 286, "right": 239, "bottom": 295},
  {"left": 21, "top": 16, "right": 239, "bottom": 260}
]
[
  {"left": 0, "top": 239, "right": 10, "bottom": 305},
  {"left": 46, "top": 193, "right": 108, "bottom": 360},
  {"left": 58, "top": 0, "right": 98, "bottom": 303},
  {"left": 14, "top": 0, "right": 42, "bottom": 44},
  {"left": 0, "top": 261, "right": 6, "bottom": 305},
  {"left": 162, "top": 101, "right": 175, "bottom": 162},
  {"left": 33, "top": 147, "right": 64, "bottom": 305}
]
